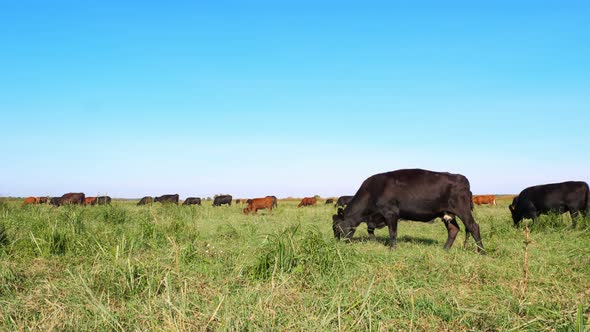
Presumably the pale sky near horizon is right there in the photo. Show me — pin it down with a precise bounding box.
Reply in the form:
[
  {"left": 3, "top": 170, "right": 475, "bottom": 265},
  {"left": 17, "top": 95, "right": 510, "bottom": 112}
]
[{"left": 1, "top": 1, "right": 589, "bottom": 198}]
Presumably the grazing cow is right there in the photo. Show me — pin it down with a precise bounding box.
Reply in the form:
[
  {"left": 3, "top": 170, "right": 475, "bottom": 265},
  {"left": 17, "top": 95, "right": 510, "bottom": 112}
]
[
  {"left": 183, "top": 197, "right": 202, "bottom": 206},
  {"left": 243, "top": 197, "right": 274, "bottom": 214},
  {"left": 60, "top": 193, "right": 85, "bottom": 205},
  {"left": 22, "top": 197, "right": 39, "bottom": 206},
  {"left": 154, "top": 194, "right": 179, "bottom": 204},
  {"left": 213, "top": 195, "right": 232, "bottom": 206},
  {"left": 96, "top": 196, "right": 112, "bottom": 205},
  {"left": 245, "top": 199, "right": 251, "bottom": 204},
  {"left": 509, "top": 181, "right": 589, "bottom": 227},
  {"left": 325, "top": 199, "right": 334, "bottom": 204},
  {"left": 137, "top": 196, "right": 154, "bottom": 206},
  {"left": 50, "top": 197, "right": 61, "bottom": 206},
  {"left": 235, "top": 199, "right": 241, "bottom": 204},
  {"left": 473, "top": 195, "right": 496, "bottom": 205},
  {"left": 85, "top": 197, "right": 97, "bottom": 205},
  {"left": 38, "top": 197, "right": 49, "bottom": 204},
  {"left": 332, "top": 169, "right": 485, "bottom": 254},
  {"left": 335, "top": 196, "right": 353, "bottom": 207},
  {"left": 266, "top": 195, "right": 278, "bottom": 208},
  {"left": 298, "top": 197, "right": 317, "bottom": 207}
]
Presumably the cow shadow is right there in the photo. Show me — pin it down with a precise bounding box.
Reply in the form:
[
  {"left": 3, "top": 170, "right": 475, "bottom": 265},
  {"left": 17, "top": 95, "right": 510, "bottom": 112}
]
[{"left": 351, "top": 235, "right": 439, "bottom": 246}]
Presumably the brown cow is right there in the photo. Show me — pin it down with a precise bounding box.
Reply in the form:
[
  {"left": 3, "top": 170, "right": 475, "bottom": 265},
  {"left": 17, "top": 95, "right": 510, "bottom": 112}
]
[
  {"left": 60, "top": 193, "right": 85, "bottom": 205},
  {"left": 297, "top": 197, "right": 317, "bottom": 207},
  {"left": 38, "top": 197, "right": 49, "bottom": 204},
  {"left": 472, "top": 195, "right": 496, "bottom": 206},
  {"left": 243, "top": 196, "right": 274, "bottom": 214},
  {"left": 85, "top": 197, "right": 97, "bottom": 205},
  {"left": 22, "top": 197, "right": 40, "bottom": 206}
]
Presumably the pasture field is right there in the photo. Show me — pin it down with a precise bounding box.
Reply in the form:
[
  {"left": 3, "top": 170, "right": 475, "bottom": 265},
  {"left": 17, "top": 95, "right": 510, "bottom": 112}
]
[{"left": 0, "top": 198, "right": 589, "bottom": 331}]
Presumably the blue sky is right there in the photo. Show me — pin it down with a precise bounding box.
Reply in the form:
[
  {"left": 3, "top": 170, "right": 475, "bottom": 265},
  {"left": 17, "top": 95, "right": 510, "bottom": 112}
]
[{"left": 1, "top": 0, "right": 588, "bottom": 198}]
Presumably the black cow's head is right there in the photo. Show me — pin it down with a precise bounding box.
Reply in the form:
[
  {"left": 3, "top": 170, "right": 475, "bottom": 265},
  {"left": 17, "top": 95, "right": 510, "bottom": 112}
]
[
  {"left": 508, "top": 196, "right": 520, "bottom": 226},
  {"left": 332, "top": 208, "right": 356, "bottom": 240}
]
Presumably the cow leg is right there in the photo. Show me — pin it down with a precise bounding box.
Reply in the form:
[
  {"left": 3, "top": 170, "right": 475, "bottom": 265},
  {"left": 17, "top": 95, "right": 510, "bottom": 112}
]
[
  {"left": 463, "top": 228, "right": 471, "bottom": 249},
  {"left": 367, "top": 227, "right": 376, "bottom": 241},
  {"left": 457, "top": 210, "right": 485, "bottom": 255},
  {"left": 443, "top": 218, "right": 460, "bottom": 250},
  {"left": 569, "top": 209, "right": 580, "bottom": 228},
  {"left": 383, "top": 212, "right": 400, "bottom": 249}
]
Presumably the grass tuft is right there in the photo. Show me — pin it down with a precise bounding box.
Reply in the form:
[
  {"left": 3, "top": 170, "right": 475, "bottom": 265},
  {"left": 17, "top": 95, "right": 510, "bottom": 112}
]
[
  {"left": 0, "top": 222, "right": 9, "bottom": 247},
  {"left": 249, "top": 225, "right": 357, "bottom": 280},
  {"left": 100, "top": 205, "right": 128, "bottom": 224}
]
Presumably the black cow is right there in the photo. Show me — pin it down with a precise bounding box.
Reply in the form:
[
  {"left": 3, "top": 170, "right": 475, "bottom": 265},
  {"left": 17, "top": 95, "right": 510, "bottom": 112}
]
[
  {"left": 137, "top": 196, "right": 154, "bottom": 206},
  {"left": 213, "top": 195, "right": 232, "bottom": 206},
  {"left": 235, "top": 199, "right": 241, "bottom": 204},
  {"left": 332, "top": 169, "right": 485, "bottom": 254},
  {"left": 335, "top": 196, "right": 353, "bottom": 207},
  {"left": 60, "top": 193, "right": 85, "bottom": 205},
  {"left": 325, "top": 199, "right": 334, "bottom": 204},
  {"left": 509, "top": 181, "right": 589, "bottom": 227},
  {"left": 183, "top": 197, "right": 202, "bottom": 206},
  {"left": 155, "top": 194, "right": 179, "bottom": 204},
  {"left": 50, "top": 197, "right": 61, "bottom": 207},
  {"left": 96, "top": 196, "right": 112, "bottom": 205},
  {"left": 266, "top": 195, "right": 278, "bottom": 208}
]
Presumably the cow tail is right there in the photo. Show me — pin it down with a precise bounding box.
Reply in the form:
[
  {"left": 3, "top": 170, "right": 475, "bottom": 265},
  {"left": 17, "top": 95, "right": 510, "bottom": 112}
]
[{"left": 470, "top": 191, "right": 474, "bottom": 211}]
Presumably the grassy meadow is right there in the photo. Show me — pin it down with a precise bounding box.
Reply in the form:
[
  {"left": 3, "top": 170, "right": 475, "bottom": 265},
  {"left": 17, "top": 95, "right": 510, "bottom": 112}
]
[{"left": 0, "top": 197, "right": 589, "bottom": 331}]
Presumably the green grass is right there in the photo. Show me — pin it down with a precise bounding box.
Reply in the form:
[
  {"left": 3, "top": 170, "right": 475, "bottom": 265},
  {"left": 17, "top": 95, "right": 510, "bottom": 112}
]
[{"left": 0, "top": 199, "right": 589, "bottom": 330}]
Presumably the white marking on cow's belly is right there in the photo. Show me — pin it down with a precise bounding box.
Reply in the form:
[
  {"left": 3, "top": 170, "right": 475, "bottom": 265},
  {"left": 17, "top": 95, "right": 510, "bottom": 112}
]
[{"left": 443, "top": 213, "right": 454, "bottom": 222}]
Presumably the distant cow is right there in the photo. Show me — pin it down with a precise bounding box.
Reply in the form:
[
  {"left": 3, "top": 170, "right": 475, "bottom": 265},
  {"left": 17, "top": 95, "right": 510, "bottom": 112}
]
[
  {"left": 22, "top": 197, "right": 39, "bottom": 206},
  {"left": 60, "top": 193, "right": 85, "bottom": 205},
  {"left": 50, "top": 197, "right": 61, "bottom": 206},
  {"left": 183, "top": 197, "right": 202, "bottom": 206},
  {"left": 509, "top": 181, "right": 589, "bottom": 227},
  {"left": 235, "top": 199, "right": 241, "bottom": 204},
  {"left": 332, "top": 169, "right": 485, "bottom": 254},
  {"left": 137, "top": 196, "right": 154, "bottom": 206},
  {"left": 473, "top": 195, "right": 496, "bottom": 205},
  {"left": 325, "top": 199, "right": 334, "bottom": 204},
  {"left": 38, "top": 197, "right": 49, "bottom": 204},
  {"left": 96, "top": 196, "right": 112, "bottom": 205},
  {"left": 335, "top": 196, "right": 353, "bottom": 207},
  {"left": 243, "top": 197, "right": 274, "bottom": 214},
  {"left": 298, "top": 197, "right": 317, "bottom": 207},
  {"left": 213, "top": 195, "right": 232, "bottom": 206},
  {"left": 85, "top": 197, "right": 97, "bottom": 205},
  {"left": 266, "top": 195, "right": 278, "bottom": 208},
  {"left": 155, "top": 194, "right": 179, "bottom": 204}
]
